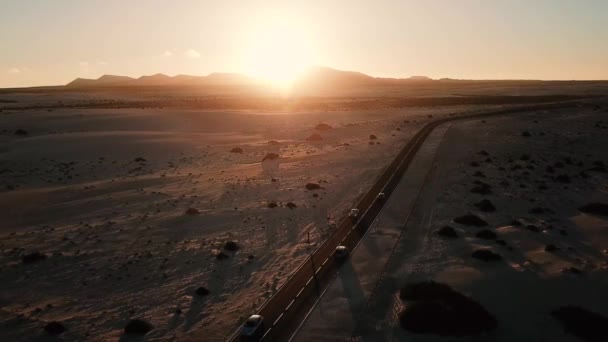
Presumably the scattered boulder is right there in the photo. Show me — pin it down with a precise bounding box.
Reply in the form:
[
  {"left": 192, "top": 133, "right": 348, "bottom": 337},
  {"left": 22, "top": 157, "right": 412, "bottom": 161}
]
[
  {"left": 472, "top": 249, "right": 502, "bottom": 262},
  {"left": 369, "top": 134, "right": 377, "bottom": 140},
  {"left": 398, "top": 281, "right": 497, "bottom": 337},
  {"left": 525, "top": 224, "right": 540, "bottom": 233},
  {"left": 267, "top": 202, "right": 278, "bottom": 208},
  {"left": 185, "top": 208, "right": 200, "bottom": 215},
  {"left": 314, "top": 123, "right": 332, "bottom": 131},
  {"left": 195, "top": 287, "right": 210, "bottom": 296},
  {"left": 230, "top": 147, "right": 243, "bottom": 154},
  {"left": 470, "top": 182, "right": 492, "bottom": 195},
  {"left": 473, "top": 171, "right": 485, "bottom": 178},
  {"left": 436, "top": 226, "right": 458, "bottom": 238},
  {"left": 262, "top": 153, "right": 279, "bottom": 161},
  {"left": 14, "top": 129, "right": 28, "bottom": 135},
  {"left": 285, "top": 202, "right": 297, "bottom": 209},
  {"left": 305, "top": 183, "right": 322, "bottom": 191},
  {"left": 551, "top": 306, "right": 608, "bottom": 342},
  {"left": 454, "top": 214, "right": 488, "bottom": 227},
  {"left": 474, "top": 199, "right": 496, "bottom": 212},
  {"left": 578, "top": 202, "right": 608, "bottom": 217},
  {"left": 476, "top": 230, "right": 497, "bottom": 240},
  {"left": 545, "top": 244, "right": 559, "bottom": 252},
  {"left": 562, "top": 267, "right": 582, "bottom": 274},
  {"left": 44, "top": 321, "right": 66, "bottom": 335},
  {"left": 215, "top": 251, "right": 229, "bottom": 260},
  {"left": 22, "top": 252, "right": 46, "bottom": 264},
  {"left": 306, "top": 133, "right": 323, "bottom": 141},
  {"left": 124, "top": 319, "right": 153, "bottom": 335},
  {"left": 223, "top": 241, "right": 239, "bottom": 252}
]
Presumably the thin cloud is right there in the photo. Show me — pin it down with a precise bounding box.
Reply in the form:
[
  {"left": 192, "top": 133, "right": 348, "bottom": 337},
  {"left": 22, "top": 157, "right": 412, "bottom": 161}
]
[
  {"left": 184, "top": 49, "right": 200, "bottom": 59},
  {"left": 163, "top": 50, "right": 173, "bottom": 57},
  {"left": 8, "top": 67, "right": 20, "bottom": 74}
]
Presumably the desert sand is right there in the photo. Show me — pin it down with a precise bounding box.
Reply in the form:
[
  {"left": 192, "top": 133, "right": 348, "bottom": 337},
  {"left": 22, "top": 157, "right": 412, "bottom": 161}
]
[
  {"left": 1, "top": 82, "right": 607, "bottom": 342},
  {"left": 296, "top": 101, "right": 608, "bottom": 342}
]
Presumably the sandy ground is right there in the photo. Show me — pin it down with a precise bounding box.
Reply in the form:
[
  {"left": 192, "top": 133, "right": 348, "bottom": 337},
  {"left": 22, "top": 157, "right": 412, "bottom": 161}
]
[
  {"left": 295, "top": 101, "right": 608, "bottom": 341},
  {"left": 0, "top": 101, "right": 506, "bottom": 341}
]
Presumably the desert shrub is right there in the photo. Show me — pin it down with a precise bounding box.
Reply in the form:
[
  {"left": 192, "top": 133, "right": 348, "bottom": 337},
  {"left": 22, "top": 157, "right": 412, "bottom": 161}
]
[
  {"left": 267, "top": 202, "right": 277, "bottom": 208},
  {"left": 124, "top": 319, "right": 153, "bottom": 335},
  {"left": 578, "top": 202, "right": 608, "bottom": 217},
  {"left": 305, "top": 183, "right": 322, "bottom": 190},
  {"left": 524, "top": 224, "right": 540, "bottom": 232},
  {"left": 473, "top": 171, "right": 485, "bottom": 178},
  {"left": 471, "top": 249, "right": 502, "bottom": 261},
  {"left": 369, "top": 134, "right": 377, "bottom": 140},
  {"left": 551, "top": 306, "right": 608, "bottom": 342},
  {"left": 474, "top": 199, "right": 495, "bottom": 212},
  {"left": 224, "top": 241, "right": 239, "bottom": 251},
  {"left": 454, "top": 214, "right": 488, "bottom": 227},
  {"left": 215, "top": 251, "right": 229, "bottom": 260},
  {"left": 314, "top": 123, "right": 332, "bottom": 131},
  {"left": 306, "top": 133, "right": 323, "bottom": 141},
  {"left": 476, "top": 230, "right": 497, "bottom": 240},
  {"left": 470, "top": 182, "right": 492, "bottom": 195},
  {"left": 285, "top": 202, "right": 297, "bottom": 209},
  {"left": 545, "top": 244, "right": 558, "bottom": 252},
  {"left": 195, "top": 287, "right": 210, "bottom": 296},
  {"left": 436, "top": 226, "right": 458, "bottom": 238},
  {"left": 22, "top": 252, "right": 46, "bottom": 264},
  {"left": 185, "top": 208, "right": 200, "bottom": 215},
  {"left": 44, "top": 321, "right": 66, "bottom": 335}
]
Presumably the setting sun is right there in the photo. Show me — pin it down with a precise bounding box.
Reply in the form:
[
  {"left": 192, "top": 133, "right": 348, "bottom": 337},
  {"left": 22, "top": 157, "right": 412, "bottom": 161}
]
[{"left": 242, "top": 19, "right": 315, "bottom": 88}]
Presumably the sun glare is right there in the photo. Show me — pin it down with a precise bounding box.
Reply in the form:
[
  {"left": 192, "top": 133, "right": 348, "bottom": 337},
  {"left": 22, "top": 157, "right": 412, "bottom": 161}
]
[{"left": 243, "top": 19, "right": 315, "bottom": 90}]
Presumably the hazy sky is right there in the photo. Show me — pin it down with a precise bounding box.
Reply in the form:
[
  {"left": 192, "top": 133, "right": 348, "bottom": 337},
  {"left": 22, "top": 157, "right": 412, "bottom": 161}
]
[{"left": 2, "top": 0, "right": 608, "bottom": 87}]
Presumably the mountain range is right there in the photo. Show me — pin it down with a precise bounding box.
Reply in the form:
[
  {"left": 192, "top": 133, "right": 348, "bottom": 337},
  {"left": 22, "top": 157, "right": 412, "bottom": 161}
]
[{"left": 66, "top": 67, "right": 433, "bottom": 88}]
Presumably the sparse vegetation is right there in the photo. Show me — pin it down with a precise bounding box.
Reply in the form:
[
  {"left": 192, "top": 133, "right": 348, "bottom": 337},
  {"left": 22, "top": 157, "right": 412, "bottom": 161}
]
[
  {"left": 454, "top": 213, "right": 488, "bottom": 227},
  {"left": 471, "top": 249, "right": 502, "bottom": 261}
]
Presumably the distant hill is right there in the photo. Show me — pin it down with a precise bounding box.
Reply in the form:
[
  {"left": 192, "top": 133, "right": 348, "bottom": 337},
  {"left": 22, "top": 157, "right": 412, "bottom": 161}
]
[
  {"left": 66, "top": 73, "right": 255, "bottom": 88},
  {"left": 65, "top": 67, "right": 434, "bottom": 89},
  {"left": 67, "top": 75, "right": 135, "bottom": 87}
]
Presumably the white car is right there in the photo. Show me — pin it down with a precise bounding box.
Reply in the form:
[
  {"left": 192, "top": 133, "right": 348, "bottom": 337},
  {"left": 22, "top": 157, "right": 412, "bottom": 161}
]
[
  {"left": 349, "top": 208, "right": 360, "bottom": 219},
  {"left": 240, "top": 315, "right": 264, "bottom": 341},
  {"left": 377, "top": 192, "right": 386, "bottom": 200},
  {"left": 335, "top": 245, "right": 349, "bottom": 259}
]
